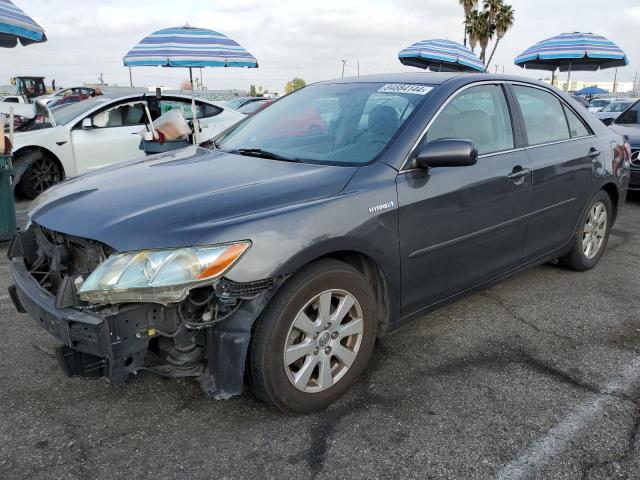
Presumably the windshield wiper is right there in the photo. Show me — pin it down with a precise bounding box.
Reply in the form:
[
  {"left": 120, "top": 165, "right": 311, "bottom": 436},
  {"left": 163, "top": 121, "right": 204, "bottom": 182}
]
[{"left": 232, "top": 148, "right": 301, "bottom": 162}]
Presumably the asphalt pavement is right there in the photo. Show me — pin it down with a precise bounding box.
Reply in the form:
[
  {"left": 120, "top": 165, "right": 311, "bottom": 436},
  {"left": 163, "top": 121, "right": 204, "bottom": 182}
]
[{"left": 1, "top": 195, "right": 640, "bottom": 480}]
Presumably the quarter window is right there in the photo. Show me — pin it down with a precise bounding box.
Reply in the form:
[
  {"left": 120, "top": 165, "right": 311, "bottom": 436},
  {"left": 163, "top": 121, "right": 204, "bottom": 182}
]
[
  {"left": 563, "top": 105, "right": 590, "bottom": 138},
  {"left": 159, "top": 99, "right": 221, "bottom": 120},
  {"left": 513, "top": 86, "right": 570, "bottom": 145},
  {"left": 425, "top": 84, "right": 514, "bottom": 155}
]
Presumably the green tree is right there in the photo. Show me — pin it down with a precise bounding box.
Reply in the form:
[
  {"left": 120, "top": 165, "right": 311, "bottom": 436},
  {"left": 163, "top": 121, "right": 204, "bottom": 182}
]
[
  {"left": 285, "top": 78, "right": 306, "bottom": 94},
  {"left": 249, "top": 84, "right": 257, "bottom": 96}
]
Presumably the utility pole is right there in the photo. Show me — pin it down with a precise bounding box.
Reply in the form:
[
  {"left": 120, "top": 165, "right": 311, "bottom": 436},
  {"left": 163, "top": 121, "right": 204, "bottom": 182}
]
[
  {"left": 357, "top": 60, "right": 360, "bottom": 77},
  {"left": 612, "top": 68, "right": 618, "bottom": 93},
  {"left": 200, "top": 68, "right": 204, "bottom": 90},
  {"left": 128, "top": 67, "right": 133, "bottom": 87},
  {"left": 341, "top": 59, "right": 347, "bottom": 78}
]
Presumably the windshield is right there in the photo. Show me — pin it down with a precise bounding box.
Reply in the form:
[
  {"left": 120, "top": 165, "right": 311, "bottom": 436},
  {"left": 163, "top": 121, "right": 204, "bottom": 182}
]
[
  {"left": 602, "top": 101, "right": 633, "bottom": 113},
  {"left": 590, "top": 99, "right": 610, "bottom": 108},
  {"left": 51, "top": 96, "right": 118, "bottom": 125},
  {"left": 215, "top": 82, "right": 433, "bottom": 165}
]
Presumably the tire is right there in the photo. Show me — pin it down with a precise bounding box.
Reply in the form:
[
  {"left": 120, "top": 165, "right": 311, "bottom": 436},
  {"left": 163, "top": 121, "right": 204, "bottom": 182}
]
[
  {"left": 249, "top": 259, "right": 377, "bottom": 413},
  {"left": 17, "top": 152, "right": 63, "bottom": 200},
  {"left": 559, "top": 190, "right": 613, "bottom": 271}
]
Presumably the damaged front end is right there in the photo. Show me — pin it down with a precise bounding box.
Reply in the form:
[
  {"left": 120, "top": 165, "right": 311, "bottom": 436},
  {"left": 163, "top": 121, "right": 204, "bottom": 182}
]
[{"left": 7, "top": 224, "right": 279, "bottom": 399}]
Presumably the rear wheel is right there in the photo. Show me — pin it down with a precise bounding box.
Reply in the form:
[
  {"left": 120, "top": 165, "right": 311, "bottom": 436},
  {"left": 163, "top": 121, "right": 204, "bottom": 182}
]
[
  {"left": 250, "top": 259, "right": 377, "bottom": 413},
  {"left": 559, "top": 190, "right": 612, "bottom": 271},
  {"left": 18, "top": 152, "right": 62, "bottom": 199}
]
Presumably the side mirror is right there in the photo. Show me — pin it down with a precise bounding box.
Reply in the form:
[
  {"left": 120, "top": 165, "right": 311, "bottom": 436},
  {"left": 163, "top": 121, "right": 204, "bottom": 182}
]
[
  {"left": 601, "top": 118, "right": 614, "bottom": 126},
  {"left": 81, "top": 117, "right": 93, "bottom": 129},
  {"left": 413, "top": 138, "right": 478, "bottom": 169}
]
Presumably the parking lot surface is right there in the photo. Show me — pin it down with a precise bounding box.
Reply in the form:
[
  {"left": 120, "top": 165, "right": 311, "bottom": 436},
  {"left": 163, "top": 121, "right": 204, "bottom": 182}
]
[{"left": 1, "top": 195, "right": 639, "bottom": 480}]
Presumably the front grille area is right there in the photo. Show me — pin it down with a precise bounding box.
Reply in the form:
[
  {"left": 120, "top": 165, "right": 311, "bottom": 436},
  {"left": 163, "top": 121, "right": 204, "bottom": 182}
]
[
  {"left": 631, "top": 148, "right": 640, "bottom": 170},
  {"left": 27, "top": 224, "right": 113, "bottom": 297}
]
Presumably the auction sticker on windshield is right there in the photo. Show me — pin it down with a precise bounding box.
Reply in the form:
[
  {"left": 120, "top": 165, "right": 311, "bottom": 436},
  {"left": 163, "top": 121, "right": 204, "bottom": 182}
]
[{"left": 378, "top": 84, "right": 433, "bottom": 95}]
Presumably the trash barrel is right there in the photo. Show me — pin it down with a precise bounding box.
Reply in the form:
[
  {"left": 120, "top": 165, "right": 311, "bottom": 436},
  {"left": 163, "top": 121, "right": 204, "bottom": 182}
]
[{"left": 0, "top": 154, "right": 17, "bottom": 241}]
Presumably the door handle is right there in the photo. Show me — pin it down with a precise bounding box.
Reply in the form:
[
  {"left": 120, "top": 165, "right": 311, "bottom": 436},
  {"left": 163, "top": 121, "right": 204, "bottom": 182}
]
[
  {"left": 586, "top": 148, "right": 601, "bottom": 158},
  {"left": 507, "top": 167, "right": 531, "bottom": 181}
]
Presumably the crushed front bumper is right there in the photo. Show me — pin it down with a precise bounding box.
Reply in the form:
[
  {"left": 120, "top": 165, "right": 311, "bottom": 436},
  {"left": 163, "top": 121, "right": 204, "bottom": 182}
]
[{"left": 8, "top": 229, "right": 278, "bottom": 397}]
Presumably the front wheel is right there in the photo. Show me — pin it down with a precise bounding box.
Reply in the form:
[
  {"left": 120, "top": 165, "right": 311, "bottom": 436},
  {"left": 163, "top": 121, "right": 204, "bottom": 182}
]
[
  {"left": 17, "top": 152, "right": 62, "bottom": 199},
  {"left": 559, "top": 190, "right": 613, "bottom": 271},
  {"left": 249, "top": 259, "right": 377, "bottom": 413}
]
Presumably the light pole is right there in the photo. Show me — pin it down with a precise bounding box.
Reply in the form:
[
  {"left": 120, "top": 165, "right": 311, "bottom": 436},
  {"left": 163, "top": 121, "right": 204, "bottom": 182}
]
[{"left": 341, "top": 59, "right": 347, "bottom": 78}]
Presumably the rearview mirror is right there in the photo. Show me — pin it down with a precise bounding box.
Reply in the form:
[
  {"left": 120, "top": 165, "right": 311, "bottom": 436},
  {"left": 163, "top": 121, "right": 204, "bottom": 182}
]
[
  {"left": 601, "top": 118, "right": 614, "bottom": 126},
  {"left": 81, "top": 117, "right": 93, "bottom": 129},
  {"left": 413, "top": 139, "right": 478, "bottom": 169}
]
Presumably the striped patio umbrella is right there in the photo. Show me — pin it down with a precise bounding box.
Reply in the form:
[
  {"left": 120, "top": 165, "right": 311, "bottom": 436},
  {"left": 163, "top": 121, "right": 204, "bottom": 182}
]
[
  {"left": 0, "top": 0, "right": 46, "bottom": 48},
  {"left": 514, "top": 32, "right": 628, "bottom": 90},
  {"left": 398, "top": 39, "right": 485, "bottom": 72},
  {"left": 123, "top": 24, "right": 257, "bottom": 142},
  {"left": 123, "top": 25, "right": 258, "bottom": 69}
]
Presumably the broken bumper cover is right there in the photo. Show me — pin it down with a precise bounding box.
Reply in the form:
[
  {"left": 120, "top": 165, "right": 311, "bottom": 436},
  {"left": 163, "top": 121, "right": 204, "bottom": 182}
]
[
  {"left": 9, "top": 251, "right": 275, "bottom": 398},
  {"left": 9, "top": 256, "right": 121, "bottom": 380}
]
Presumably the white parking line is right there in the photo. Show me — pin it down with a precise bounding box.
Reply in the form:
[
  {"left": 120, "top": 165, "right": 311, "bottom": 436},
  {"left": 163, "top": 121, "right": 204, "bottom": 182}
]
[{"left": 495, "top": 356, "right": 640, "bottom": 480}]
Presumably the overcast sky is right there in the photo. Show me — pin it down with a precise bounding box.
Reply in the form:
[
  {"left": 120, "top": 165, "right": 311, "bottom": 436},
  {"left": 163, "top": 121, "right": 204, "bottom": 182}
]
[{"left": 3, "top": 0, "right": 639, "bottom": 93}]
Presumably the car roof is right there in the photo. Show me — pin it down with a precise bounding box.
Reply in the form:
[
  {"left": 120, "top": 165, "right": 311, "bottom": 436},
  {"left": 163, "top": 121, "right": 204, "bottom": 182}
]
[{"left": 314, "top": 72, "right": 557, "bottom": 89}]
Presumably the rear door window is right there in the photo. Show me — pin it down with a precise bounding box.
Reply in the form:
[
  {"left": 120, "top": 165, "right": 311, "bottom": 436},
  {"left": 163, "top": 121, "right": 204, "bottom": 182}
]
[
  {"left": 425, "top": 84, "right": 514, "bottom": 155},
  {"left": 92, "top": 102, "right": 146, "bottom": 128},
  {"left": 512, "top": 86, "right": 570, "bottom": 146}
]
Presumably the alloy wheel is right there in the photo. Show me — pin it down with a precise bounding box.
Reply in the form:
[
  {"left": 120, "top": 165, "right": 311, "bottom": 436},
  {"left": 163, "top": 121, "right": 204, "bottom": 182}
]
[
  {"left": 283, "top": 289, "right": 364, "bottom": 393},
  {"left": 582, "top": 201, "right": 608, "bottom": 260},
  {"left": 26, "top": 157, "right": 61, "bottom": 195}
]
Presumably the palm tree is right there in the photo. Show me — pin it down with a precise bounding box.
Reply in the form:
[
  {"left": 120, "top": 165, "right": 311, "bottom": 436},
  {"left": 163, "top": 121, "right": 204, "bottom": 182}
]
[
  {"left": 465, "top": 10, "right": 481, "bottom": 53},
  {"left": 484, "top": 4, "right": 515, "bottom": 69},
  {"left": 459, "top": 0, "right": 478, "bottom": 46},
  {"left": 483, "top": 0, "right": 503, "bottom": 21},
  {"left": 476, "top": 11, "right": 495, "bottom": 63}
]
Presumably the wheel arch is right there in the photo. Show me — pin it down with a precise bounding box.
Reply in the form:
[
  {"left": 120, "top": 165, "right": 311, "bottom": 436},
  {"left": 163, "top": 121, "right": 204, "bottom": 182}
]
[
  {"left": 276, "top": 248, "right": 397, "bottom": 338},
  {"left": 12, "top": 145, "right": 66, "bottom": 186}
]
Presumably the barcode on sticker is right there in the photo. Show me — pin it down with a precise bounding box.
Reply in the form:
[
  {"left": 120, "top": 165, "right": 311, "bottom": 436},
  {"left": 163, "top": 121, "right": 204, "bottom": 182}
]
[{"left": 378, "top": 84, "right": 433, "bottom": 95}]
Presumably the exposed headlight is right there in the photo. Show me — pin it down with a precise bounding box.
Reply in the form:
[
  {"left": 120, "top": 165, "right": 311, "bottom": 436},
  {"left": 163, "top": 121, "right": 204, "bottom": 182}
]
[{"left": 78, "top": 242, "right": 250, "bottom": 305}]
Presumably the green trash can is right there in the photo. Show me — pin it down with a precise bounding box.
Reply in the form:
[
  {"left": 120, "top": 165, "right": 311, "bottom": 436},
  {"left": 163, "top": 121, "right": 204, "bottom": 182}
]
[{"left": 0, "top": 154, "right": 17, "bottom": 241}]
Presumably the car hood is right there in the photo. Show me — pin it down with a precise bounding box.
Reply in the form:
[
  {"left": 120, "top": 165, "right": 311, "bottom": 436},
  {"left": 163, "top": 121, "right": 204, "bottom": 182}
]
[
  {"left": 30, "top": 146, "right": 357, "bottom": 251},
  {"left": 610, "top": 124, "right": 640, "bottom": 145}
]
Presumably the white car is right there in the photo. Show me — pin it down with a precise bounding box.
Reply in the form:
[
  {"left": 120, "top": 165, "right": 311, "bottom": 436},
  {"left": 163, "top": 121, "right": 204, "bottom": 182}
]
[
  {"left": 588, "top": 98, "right": 613, "bottom": 113},
  {"left": 11, "top": 93, "right": 244, "bottom": 199}
]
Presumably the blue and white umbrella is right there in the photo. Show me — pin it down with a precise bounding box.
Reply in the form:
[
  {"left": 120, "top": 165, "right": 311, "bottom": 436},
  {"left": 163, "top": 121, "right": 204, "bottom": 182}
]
[
  {"left": 0, "top": 0, "right": 46, "bottom": 48},
  {"left": 514, "top": 32, "right": 627, "bottom": 72},
  {"left": 123, "top": 25, "right": 258, "bottom": 69},
  {"left": 398, "top": 39, "right": 485, "bottom": 72}
]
